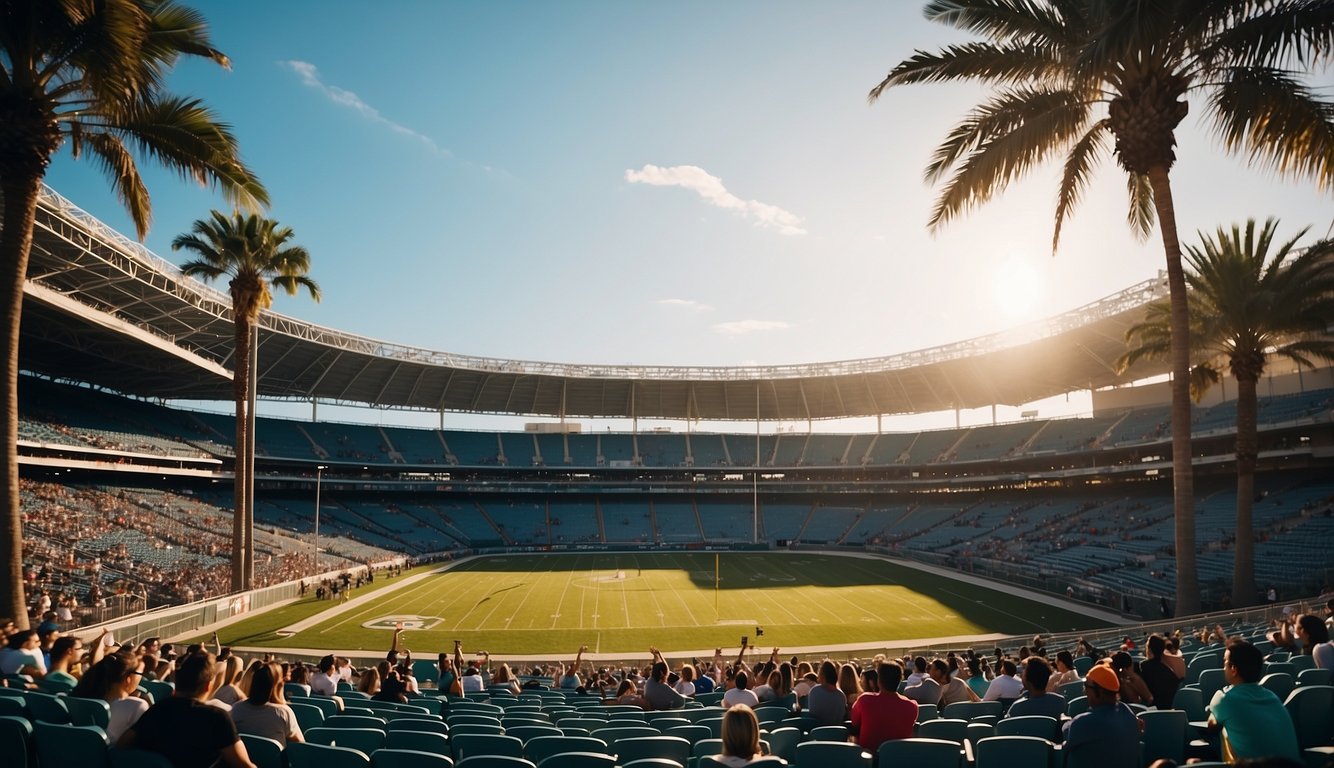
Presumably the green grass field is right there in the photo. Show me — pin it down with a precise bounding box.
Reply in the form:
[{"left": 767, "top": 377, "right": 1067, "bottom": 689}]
[{"left": 223, "top": 553, "right": 1110, "bottom": 655}]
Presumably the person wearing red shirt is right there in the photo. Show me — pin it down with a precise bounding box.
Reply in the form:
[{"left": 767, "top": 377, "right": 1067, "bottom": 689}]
[{"left": 850, "top": 659, "right": 917, "bottom": 755}]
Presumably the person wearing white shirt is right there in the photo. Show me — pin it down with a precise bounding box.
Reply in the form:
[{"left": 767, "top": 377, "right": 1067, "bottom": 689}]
[
  {"left": 982, "top": 658, "right": 1024, "bottom": 702},
  {"left": 722, "top": 670, "right": 760, "bottom": 708}
]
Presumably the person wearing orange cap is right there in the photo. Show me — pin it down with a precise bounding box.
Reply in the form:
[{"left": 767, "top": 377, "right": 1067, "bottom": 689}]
[{"left": 1061, "top": 662, "right": 1140, "bottom": 768}]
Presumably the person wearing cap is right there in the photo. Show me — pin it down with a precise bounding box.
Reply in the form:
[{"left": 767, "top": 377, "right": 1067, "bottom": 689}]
[
  {"left": 1061, "top": 662, "right": 1140, "bottom": 768},
  {"left": 1206, "top": 638, "right": 1299, "bottom": 763}
]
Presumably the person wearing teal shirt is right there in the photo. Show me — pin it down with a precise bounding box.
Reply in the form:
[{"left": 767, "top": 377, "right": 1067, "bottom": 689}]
[{"left": 1207, "top": 639, "right": 1299, "bottom": 763}]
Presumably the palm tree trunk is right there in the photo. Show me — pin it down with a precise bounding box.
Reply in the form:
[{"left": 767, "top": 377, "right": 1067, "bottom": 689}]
[
  {"left": 0, "top": 173, "right": 41, "bottom": 630},
  {"left": 231, "top": 314, "right": 250, "bottom": 593},
  {"left": 1147, "top": 165, "right": 1199, "bottom": 615},
  {"left": 1232, "top": 375, "right": 1258, "bottom": 607}
]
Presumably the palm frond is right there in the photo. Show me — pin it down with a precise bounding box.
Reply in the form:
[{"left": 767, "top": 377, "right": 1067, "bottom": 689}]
[
  {"left": 924, "top": 0, "right": 1073, "bottom": 45},
  {"left": 1203, "top": 0, "right": 1334, "bottom": 71},
  {"left": 1051, "top": 120, "right": 1110, "bottom": 253},
  {"left": 925, "top": 87, "right": 1092, "bottom": 231},
  {"left": 1124, "top": 170, "right": 1154, "bottom": 243},
  {"left": 1207, "top": 66, "right": 1334, "bottom": 193},
  {"left": 82, "top": 133, "right": 152, "bottom": 238},
  {"left": 143, "top": 0, "right": 230, "bottom": 70},
  {"left": 869, "top": 41, "right": 1061, "bottom": 101},
  {"left": 94, "top": 94, "right": 268, "bottom": 213}
]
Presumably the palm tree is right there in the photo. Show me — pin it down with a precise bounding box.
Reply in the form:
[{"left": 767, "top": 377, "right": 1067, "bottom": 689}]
[
  {"left": 174, "top": 212, "right": 319, "bottom": 591},
  {"left": 1118, "top": 218, "right": 1334, "bottom": 607},
  {"left": 869, "top": 0, "right": 1334, "bottom": 614},
  {"left": 0, "top": 1, "right": 266, "bottom": 627}
]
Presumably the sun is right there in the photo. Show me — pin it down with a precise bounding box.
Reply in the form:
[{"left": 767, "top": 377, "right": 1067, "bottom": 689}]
[{"left": 992, "top": 256, "right": 1049, "bottom": 320}]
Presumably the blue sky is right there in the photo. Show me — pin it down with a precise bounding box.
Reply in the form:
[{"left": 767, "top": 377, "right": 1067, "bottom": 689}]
[{"left": 41, "top": 1, "right": 1333, "bottom": 427}]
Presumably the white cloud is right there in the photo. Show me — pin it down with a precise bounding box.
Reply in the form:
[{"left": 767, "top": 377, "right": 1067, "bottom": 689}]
[
  {"left": 625, "top": 164, "right": 807, "bottom": 236},
  {"left": 655, "top": 298, "right": 712, "bottom": 312},
  {"left": 712, "top": 319, "right": 791, "bottom": 336},
  {"left": 281, "top": 60, "right": 452, "bottom": 159}
]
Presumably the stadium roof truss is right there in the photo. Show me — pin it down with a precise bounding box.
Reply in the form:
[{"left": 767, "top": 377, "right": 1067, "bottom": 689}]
[{"left": 18, "top": 187, "right": 1173, "bottom": 421}]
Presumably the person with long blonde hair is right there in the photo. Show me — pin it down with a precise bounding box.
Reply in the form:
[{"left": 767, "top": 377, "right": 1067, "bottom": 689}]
[
  {"left": 716, "top": 704, "right": 764, "bottom": 766},
  {"left": 210, "top": 654, "right": 246, "bottom": 707},
  {"left": 230, "top": 661, "right": 304, "bottom": 745},
  {"left": 838, "top": 663, "right": 862, "bottom": 711}
]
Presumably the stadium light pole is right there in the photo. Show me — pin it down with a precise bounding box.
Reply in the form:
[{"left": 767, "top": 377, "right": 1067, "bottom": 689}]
[{"left": 313, "top": 465, "right": 327, "bottom": 574}]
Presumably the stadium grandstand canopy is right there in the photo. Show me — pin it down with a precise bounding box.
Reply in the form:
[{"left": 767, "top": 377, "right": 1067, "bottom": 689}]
[{"left": 19, "top": 187, "right": 1172, "bottom": 421}]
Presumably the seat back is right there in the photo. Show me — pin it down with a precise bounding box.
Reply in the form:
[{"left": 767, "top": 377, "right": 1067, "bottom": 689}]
[
  {"left": 328, "top": 714, "right": 390, "bottom": 730},
  {"left": 794, "top": 740, "right": 872, "bottom": 768},
  {"left": 809, "top": 725, "right": 848, "bottom": 742},
  {"left": 1065, "top": 695, "right": 1089, "bottom": 717},
  {"left": 534, "top": 752, "right": 615, "bottom": 768},
  {"left": 32, "top": 721, "right": 109, "bottom": 768},
  {"left": 453, "top": 733, "right": 525, "bottom": 761},
  {"left": 941, "top": 701, "right": 1002, "bottom": 721},
  {"left": 454, "top": 756, "right": 535, "bottom": 768},
  {"left": 240, "top": 733, "right": 285, "bottom": 768},
  {"left": 524, "top": 735, "right": 609, "bottom": 764},
  {"left": 877, "top": 737, "right": 962, "bottom": 768},
  {"left": 765, "top": 727, "right": 801, "bottom": 764},
  {"left": 995, "top": 715, "right": 1058, "bottom": 741},
  {"left": 1139, "top": 709, "right": 1186, "bottom": 765},
  {"left": 1197, "top": 669, "right": 1227, "bottom": 703},
  {"left": 387, "top": 730, "right": 451, "bottom": 756},
  {"left": 1297, "top": 668, "right": 1332, "bottom": 687},
  {"left": 306, "top": 726, "right": 386, "bottom": 754},
  {"left": 0, "top": 714, "right": 34, "bottom": 768},
  {"left": 916, "top": 703, "right": 938, "bottom": 723},
  {"left": 287, "top": 741, "right": 374, "bottom": 768},
  {"left": 390, "top": 718, "right": 451, "bottom": 736},
  {"left": 505, "top": 725, "right": 563, "bottom": 744},
  {"left": 917, "top": 718, "right": 967, "bottom": 744},
  {"left": 1283, "top": 685, "right": 1334, "bottom": 750},
  {"left": 613, "top": 735, "right": 691, "bottom": 766},
  {"left": 1260, "top": 672, "right": 1294, "bottom": 702},
  {"left": 64, "top": 696, "right": 111, "bottom": 729},
  {"left": 23, "top": 691, "right": 70, "bottom": 724},
  {"left": 973, "top": 735, "right": 1053, "bottom": 768},
  {"left": 371, "top": 748, "right": 455, "bottom": 767}
]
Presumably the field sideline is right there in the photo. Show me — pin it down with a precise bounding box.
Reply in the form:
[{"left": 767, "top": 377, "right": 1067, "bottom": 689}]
[{"left": 220, "top": 552, "right": 1113, "bottom": 657}]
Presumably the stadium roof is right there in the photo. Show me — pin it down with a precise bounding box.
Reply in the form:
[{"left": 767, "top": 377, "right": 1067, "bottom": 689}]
[{"left": 18, "top": 187, "right": 1172, "bottom": 421}]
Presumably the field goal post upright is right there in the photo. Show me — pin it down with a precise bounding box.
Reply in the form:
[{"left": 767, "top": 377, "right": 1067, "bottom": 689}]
[{"left": 715, "top": 551, "right": 720, "bottom": 622}]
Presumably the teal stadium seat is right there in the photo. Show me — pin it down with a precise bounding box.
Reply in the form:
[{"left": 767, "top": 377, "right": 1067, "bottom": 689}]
[
  {"left": 1139, "top": 709, "right": 1187, "bottom": 766},
  {"left": 535, "top": 753, "right": 616, "bottom": 768},
  {"left": 0, "top": 714, "right": 34, "bottom": 768},
  {"left": 371, "top": 748, "right": 456, "bottom": 768},
  {"left": 995, "top": 715, "right": 1059, "bottom": 741},
  {"left": 877, "top": 737, "right": 962, "bottom": 768},
  {"left": 65, "top": 696, "right": 111, "bottom": 728},
  {"left": 524, "top": 735, "right": 609, "bottom": 764},
  {"left": 765, "top": 727, "right": 801, "bottom": 764},
  {"left": 306, "top": 726, "right": 386, "bottom": 754},
  {"left": 972, "top": 735, "right": 1054, "bottom": 768},
  {"left": 918, "top": 718, "right": 968, "bottom": 744},
  {"left": 455, "top": 757, "right": 535, "bottom": 768},
  {"left": 452, "top": 733, "right": 524, "bottom": 762},
  {"left": 287, "top": 741, "right": 373, "bottom": 768},
  {"left": 1284, "top": 685, "right": 1334, "bottom": 750},
  {"left": 32, "top": 721, "right": 109, "bottom": 768},
  {"left": 794, "top": 741, "right": 872, "bottom": 768},
  {"left": 613, "top": 735, "right": 691, "bottom": 766},
  {"left": 390, "top": 718, "right": 451, "bottom": 736},
  {"left": 387, "top": 729, "right": 451, "bottom": 756},
  {"left": 239, "top": 733, "right": 285, "bottom": 768}
]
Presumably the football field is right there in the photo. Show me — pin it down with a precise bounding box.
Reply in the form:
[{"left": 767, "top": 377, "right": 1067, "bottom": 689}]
[{"left": 232, "top": 552, "right": 1110, "bottom": 656}]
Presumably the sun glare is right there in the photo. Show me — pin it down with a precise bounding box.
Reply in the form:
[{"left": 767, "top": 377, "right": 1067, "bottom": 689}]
[{"left": 992, "top": 256, "right": 1049, "bottom": 320}]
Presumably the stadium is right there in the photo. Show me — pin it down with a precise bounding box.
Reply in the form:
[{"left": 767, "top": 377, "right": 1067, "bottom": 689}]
[{"left": 15, "top": 185, "right": 1334, "bottom": 658}]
